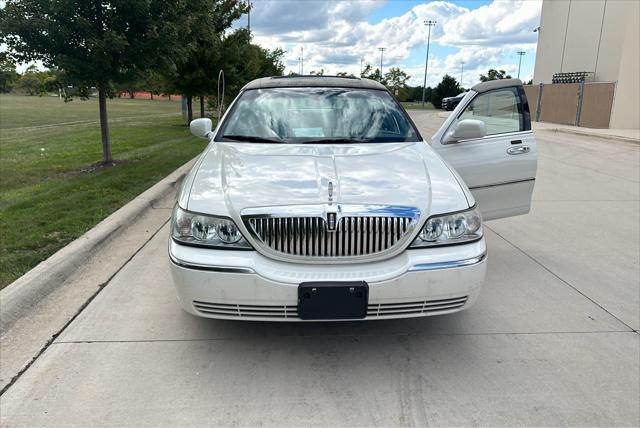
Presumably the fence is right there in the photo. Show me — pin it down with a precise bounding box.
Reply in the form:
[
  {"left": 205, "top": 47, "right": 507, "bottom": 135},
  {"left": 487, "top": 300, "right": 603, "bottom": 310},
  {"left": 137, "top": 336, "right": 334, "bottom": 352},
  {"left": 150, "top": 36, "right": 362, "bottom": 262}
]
[{"left": 523, "top": 82, "right": 616, "bottom": 129}]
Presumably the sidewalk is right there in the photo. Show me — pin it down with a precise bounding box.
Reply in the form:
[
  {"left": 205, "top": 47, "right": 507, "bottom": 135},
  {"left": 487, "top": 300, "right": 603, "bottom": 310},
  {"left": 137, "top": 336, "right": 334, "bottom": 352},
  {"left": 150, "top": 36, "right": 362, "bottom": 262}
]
[{"left": 532, "top": 121, "right": 640, "bottom": 143}]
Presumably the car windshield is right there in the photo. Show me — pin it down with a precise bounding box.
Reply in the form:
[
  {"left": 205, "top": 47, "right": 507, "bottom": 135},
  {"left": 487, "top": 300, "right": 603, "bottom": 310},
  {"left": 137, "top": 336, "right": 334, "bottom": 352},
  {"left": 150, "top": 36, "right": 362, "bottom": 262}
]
[{"left": 216, "top": 87, "right": 421, "bottom": 144}]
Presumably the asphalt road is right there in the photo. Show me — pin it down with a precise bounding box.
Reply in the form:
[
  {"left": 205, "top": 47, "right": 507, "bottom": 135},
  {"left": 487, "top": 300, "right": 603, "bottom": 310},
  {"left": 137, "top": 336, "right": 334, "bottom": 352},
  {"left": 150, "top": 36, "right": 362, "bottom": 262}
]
[{"left": 1, "top": 111, "right": 638, "bottom": 426}]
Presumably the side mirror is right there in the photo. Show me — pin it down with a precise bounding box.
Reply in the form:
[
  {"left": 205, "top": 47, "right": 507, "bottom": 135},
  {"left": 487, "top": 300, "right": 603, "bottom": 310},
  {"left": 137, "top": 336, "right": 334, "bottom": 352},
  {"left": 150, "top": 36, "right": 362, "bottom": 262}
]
[
  {"left": 190, "top": 118, "right": 213, "bottom": 139},
  {"left": 444, "top": 119, "right": 487, "bottom": 144}
]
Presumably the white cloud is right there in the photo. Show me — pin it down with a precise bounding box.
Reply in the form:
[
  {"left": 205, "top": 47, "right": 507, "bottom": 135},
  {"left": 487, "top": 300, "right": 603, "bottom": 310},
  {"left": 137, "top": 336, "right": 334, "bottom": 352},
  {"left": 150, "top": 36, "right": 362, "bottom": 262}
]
[
  {"left": 249, "top": 0, "right": 542, "bottom": 86},
  {"left": 438, "top": 0, "right": 541, "bottom": 46}
]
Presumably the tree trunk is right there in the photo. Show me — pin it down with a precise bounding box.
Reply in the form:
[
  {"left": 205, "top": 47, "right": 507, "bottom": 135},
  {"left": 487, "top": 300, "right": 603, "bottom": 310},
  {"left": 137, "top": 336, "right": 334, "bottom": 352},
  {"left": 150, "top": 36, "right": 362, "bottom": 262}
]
[
  {"left": 150, "top": 92, "right": 154, "bottom": 100},
  {"left": 168, "top": 94, "right": 171, "bottom": 101},
  {"left": 98, "top": 91, "right": 113, "bottom": 164},
  {"left": 200, "top": 96, "right": 205, "bottom": 118},
  {"left": 187, "top": 96, "right": 193, "bottom": 123}
]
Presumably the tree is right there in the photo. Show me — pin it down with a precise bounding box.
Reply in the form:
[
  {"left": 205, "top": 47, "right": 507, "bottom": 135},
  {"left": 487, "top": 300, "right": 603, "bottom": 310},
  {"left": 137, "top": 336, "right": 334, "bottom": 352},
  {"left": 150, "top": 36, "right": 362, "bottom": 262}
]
[
  {"left": 144, "top": 70, "right": 172, "bottom": 100},
  {"left": 310, "top": 69, "right": 325, "bottom": 76},
  {"left": 384, "top": 67, "right": 410, "bottom": 100},
  {"left": 0, "top": 0, "right": 199, "bottom": 164},
  {"left": 162, "top": 1, "right": 248, "bottom": 123},
  {"left": 13, "top": 65, "right": 66, "bottom": 96},
  {"left": 0, "top": 55, "right": 19, "bottom": 93},
  {"left": 432, "top": 74, "right": 461, "bottom": 108},
  {"left": 335, "top": 71, "right": 355, "bottom": 77},
  {"left": 210, "top": 28, "right": 285, "bottom": 113},
  {"left": 361, "top": 64, "right": 385, "bottom": 84},
  {"left": 406, "top": 85, "right": 433, "bottom": 103},
  {"left": 200, "top": 29, "right": 285, "bottom": 117},
  {"left": 479, "top": 69, "right": 512, "bottom": 82},
  {"left": 15, "top": 66, "right": 41, "bottom": 95}
]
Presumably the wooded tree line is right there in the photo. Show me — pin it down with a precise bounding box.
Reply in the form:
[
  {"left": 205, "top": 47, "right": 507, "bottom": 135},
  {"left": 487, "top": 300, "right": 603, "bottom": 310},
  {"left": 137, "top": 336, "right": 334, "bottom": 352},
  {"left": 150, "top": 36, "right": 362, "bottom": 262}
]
[
  {"left": 0, "top": 0, "right": 284, "bottom": 164},
  {"left": 355, "top": 63, "right": 461, "bottom": 108},
  {"left": 355, "top": 65, "right": 521, "bottom": 107}
]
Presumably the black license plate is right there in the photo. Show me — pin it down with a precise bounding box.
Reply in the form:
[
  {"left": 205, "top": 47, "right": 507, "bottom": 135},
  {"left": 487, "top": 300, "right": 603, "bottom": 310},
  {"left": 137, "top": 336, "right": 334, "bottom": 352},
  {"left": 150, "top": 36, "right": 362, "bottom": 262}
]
[{"left": 298, "top": 281, "right": 368, "bottom": 320}]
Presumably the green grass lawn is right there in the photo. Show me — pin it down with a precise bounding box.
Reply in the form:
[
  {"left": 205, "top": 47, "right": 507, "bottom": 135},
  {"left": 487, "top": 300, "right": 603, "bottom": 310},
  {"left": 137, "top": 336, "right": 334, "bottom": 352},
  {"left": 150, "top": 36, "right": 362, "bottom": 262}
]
[
  {"left": 0, "top": 94, "right": 208, "bottom": 288},
  {"left": 401, "top": 101, "right": 436, "bottom": 110}
]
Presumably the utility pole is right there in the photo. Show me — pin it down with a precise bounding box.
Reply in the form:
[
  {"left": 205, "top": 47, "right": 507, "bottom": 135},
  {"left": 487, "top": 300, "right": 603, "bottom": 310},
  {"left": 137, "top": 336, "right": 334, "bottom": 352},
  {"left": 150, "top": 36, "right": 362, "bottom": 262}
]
[
  {"left": 378, "top": 47, "right": 386, "bottom": 82},
  {"left": 360, "top": 57, "right": 364, "bottom": 77},
  {"left": 421, "top": 20, "right": 436, "bottom": 108},
  {"left": 517, "top": 51, "right": 526, "bottom": 79},
  {"left": 247, "top": 1, "right": 251, "bottom": 32},
  {"left": 301, "top": 47, "right": 304, "bottom": 75},
  {"left": 460, "top": 61, "right": 464, "bottom": 87}
]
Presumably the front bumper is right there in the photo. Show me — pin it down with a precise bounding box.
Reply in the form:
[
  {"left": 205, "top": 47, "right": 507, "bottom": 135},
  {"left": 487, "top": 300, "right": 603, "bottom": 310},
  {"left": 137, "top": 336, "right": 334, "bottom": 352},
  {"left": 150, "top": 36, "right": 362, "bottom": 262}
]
[{"left": 168, "top": 238, "right": 487, "bottom": 321}]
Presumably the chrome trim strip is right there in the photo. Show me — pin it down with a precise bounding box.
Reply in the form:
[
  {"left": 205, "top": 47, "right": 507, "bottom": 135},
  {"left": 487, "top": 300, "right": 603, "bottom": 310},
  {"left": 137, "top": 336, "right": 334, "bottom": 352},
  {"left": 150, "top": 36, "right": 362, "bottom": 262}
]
[
  {"left": 241, "top": 204, "right": 420, "bottom": 218},
  {"left": 169, "top": 255, "right": 255, "bottom": 274},
  {"left": 468, "top": 178, "right": 535, "bottom": 191},
  {"left": 408, "top": 252, "right": 487, "bottom": 272}
]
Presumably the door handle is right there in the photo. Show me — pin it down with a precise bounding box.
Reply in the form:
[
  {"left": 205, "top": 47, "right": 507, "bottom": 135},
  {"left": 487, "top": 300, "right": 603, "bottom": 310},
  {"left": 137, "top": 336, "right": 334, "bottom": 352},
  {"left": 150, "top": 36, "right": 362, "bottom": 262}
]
[{"left": 507, "top": 146, "right": 530, "bottom": 155}]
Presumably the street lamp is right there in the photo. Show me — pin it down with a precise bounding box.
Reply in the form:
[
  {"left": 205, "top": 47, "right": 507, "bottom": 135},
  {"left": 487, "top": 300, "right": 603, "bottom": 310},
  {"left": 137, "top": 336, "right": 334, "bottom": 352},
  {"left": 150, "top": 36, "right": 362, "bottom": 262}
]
[
  {"left": 421, "top": 20, "right": 436, "bottom": 108},
  {"left": 378, "top": 47, "right": 386, "bottom": 82},
  {"left": 517, "top": 51, "right": 526, "bottom": 79},
  {"left": 460, "top": 61, "right": 465, "bottom": 87},
  {"left": 246, "top": 1, "right": 252, "bottom": 32}
]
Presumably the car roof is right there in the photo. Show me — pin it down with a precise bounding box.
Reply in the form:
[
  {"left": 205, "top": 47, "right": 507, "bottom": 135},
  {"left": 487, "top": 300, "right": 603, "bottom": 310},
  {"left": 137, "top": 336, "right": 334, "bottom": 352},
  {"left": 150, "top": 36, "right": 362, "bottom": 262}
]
[
  {"left": 471, "top": 78, "right": 523, "bottom": 93},
  {"left": 242, "top": 75, "right": 387, "bottom": 91}
]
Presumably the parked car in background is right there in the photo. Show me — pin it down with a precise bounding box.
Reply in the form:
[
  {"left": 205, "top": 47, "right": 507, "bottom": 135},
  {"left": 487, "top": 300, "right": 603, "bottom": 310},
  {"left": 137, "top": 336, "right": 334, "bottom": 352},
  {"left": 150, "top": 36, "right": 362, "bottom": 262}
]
[
  {"left": 442, "top": 91, "right": 468, "bottom": 111},
  {"left": 170, "top": 76, "right": 537, "bottom": 321}
]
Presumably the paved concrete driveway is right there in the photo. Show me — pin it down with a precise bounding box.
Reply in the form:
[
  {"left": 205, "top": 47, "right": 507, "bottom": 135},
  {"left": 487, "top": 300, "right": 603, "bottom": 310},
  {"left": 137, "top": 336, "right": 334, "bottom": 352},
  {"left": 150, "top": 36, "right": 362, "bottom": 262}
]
[{"left": 1, "top": 112, "right": 638, "bottom": 426}]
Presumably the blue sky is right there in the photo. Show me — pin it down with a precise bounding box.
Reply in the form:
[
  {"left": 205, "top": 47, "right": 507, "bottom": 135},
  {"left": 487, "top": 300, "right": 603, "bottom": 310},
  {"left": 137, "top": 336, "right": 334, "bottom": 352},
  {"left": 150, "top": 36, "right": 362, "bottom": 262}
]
[{"left": 244, "top": 0, "right": 542, "bottom": 87}]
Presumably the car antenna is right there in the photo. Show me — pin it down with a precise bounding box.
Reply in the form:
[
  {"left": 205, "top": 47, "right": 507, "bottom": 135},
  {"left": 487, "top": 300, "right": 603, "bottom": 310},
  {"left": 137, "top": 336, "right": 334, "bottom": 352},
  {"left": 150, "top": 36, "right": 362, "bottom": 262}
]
[{"left": 217, "top": 69, "right": 225, "bottom": 120}]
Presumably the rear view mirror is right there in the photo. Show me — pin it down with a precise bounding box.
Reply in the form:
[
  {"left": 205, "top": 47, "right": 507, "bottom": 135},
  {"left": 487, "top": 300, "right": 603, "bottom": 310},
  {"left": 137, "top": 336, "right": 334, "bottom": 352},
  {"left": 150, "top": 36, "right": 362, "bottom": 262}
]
[
  {"left": 190, "top": 118, "right": 213, "bottom": 139},
  {"left": 444, "top": 119, "right": 487, "bottom": 143}
]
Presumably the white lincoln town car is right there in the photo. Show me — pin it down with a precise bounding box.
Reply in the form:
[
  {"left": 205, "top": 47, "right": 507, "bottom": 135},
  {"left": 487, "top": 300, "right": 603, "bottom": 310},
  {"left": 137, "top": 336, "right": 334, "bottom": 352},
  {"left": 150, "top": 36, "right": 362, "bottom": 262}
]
[{"left": 169, "top": 76, "right": 537, "bottom": 321}]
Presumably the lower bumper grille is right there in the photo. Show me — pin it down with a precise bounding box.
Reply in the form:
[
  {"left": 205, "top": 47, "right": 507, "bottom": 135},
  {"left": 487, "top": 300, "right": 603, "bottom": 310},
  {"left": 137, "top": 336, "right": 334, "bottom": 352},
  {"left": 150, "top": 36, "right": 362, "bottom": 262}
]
[
  {"left": 193, "top": 296, "right": 468, "bottom": 320},
  {"left": 367, "top": 296, "right": 468, "bottom": 317},
  {"left": 193, "top": 301, "right": 299, "bottom": 318}
]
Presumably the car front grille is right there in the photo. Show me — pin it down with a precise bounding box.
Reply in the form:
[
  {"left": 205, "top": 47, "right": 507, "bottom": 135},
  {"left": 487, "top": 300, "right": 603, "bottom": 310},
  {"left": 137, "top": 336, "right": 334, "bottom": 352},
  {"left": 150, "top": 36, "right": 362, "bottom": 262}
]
[
  {"left": 245, "top": 215, "right": 415, "bottom": 258},
  {"left": 193, "top": 296, "right": 468, "bottom": 320}
]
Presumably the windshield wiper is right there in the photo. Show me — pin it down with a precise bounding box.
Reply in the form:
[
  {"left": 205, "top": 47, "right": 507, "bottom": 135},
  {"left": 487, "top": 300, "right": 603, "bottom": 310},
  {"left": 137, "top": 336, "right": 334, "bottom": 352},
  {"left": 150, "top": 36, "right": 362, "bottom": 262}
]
[
  {"left": 301, "top": 138, "right": 370, "bottom": 144},
  {"left": 222, "top": 135, "right": 286, "bottom": 144}
]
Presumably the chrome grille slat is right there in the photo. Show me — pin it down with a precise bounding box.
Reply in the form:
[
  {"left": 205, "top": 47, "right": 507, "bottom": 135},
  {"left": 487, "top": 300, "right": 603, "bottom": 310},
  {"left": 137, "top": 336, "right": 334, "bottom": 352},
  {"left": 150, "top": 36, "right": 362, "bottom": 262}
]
[{"left": 247, "top": 213, "right": 415, "bottom": 259}]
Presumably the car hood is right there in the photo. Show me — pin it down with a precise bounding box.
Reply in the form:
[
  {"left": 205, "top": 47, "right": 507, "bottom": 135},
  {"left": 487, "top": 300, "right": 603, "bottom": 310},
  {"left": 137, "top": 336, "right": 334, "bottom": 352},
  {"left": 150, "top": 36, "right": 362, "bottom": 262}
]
[{"left": 186, "top": 141, "right": 468, "bottom": 220}]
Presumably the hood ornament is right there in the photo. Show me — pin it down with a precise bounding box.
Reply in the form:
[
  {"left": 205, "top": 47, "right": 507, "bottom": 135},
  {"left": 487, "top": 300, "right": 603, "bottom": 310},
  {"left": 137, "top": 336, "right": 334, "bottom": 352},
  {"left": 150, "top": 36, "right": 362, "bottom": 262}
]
[{"left": 326, "top": 180, "right": 337, "bottom": 231}]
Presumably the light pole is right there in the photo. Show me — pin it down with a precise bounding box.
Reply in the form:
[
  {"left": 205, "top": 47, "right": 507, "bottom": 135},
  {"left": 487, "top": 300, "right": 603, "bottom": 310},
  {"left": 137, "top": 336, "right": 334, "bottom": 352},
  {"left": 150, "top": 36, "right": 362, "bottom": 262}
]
[
  {"left": 360, "top": 57, "right": 364, "bottom": 77},
  {"left": 247, "top": 1, "right": 251, "bottom": 32},
  {"left": 460, "top": 61, "right": 464, "bottom": 87},
  {"left": 421, "top": 20, "right": 436, "bottom": 108},
  {"left": 301, "top": 47, "right": 304, "bottom": 75},
  {"left": 517, "top": 51, "right": 526, "bottom": 79},
  {"left": 378, "top": 47, "right": 386, "bottom": 82}
]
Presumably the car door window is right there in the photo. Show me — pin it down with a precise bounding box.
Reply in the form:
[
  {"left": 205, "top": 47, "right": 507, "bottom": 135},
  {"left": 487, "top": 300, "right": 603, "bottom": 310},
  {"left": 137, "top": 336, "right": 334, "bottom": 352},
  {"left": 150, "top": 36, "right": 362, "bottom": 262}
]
[{"left": 457, "top": 87, "right": 525, "bottom": 136}]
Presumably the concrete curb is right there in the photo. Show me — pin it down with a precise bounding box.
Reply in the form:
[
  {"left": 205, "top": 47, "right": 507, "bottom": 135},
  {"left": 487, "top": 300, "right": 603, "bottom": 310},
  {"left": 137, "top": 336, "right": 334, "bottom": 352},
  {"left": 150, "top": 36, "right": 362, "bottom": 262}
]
[
  {"left": 0, "top": 158, "right": 195, "bottom": 333},
  {"left": 539, "top": 127, "right": 640, "bottom": 144}
]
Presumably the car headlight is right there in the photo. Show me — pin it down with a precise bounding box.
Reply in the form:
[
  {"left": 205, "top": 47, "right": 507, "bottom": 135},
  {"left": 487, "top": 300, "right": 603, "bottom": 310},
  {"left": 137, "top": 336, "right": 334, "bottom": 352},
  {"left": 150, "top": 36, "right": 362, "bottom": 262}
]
[
  {"left": 410, "top": 206, "right": 482, "bottom": 248},
  {"left": 171, "top": 206, "right": 252, "bottom": 249}
]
